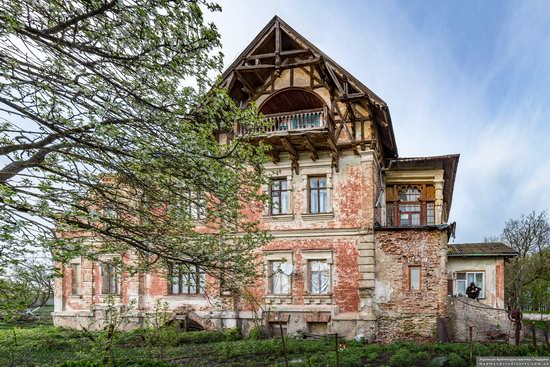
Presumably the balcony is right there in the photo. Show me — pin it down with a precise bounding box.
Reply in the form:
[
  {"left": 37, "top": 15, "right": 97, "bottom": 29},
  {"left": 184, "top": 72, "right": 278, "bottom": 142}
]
[
  {"left": 237, "top": 107, "right": 329, "bottom": 136},
  {"left": 376, "top": 202, "right": 436, "bottom": 227}
]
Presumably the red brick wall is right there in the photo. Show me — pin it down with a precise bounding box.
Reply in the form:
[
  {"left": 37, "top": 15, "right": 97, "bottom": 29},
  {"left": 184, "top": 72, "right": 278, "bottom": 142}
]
[{"left": 375, "top": 229, "right": 448, "bottom": 342}]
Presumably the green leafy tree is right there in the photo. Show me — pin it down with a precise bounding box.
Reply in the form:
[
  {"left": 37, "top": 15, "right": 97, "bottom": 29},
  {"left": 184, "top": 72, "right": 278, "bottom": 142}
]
[
  {"left": 501, "top": 211, "right": 550, "bottom": 310},
  {"left": 0, "top": 0, "right": 270, "bottom": 310}
]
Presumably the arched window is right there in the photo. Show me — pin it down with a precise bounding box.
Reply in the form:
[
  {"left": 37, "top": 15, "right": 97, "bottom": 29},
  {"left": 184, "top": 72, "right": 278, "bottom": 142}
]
[{"left": 386, "top": 184, "right": 436, "bottom": 226}]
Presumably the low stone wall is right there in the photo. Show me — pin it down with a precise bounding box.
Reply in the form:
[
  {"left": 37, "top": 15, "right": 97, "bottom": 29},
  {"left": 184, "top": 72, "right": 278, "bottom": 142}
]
[{"left": 446, "top": 296, "right": 515, "bottom": 343}]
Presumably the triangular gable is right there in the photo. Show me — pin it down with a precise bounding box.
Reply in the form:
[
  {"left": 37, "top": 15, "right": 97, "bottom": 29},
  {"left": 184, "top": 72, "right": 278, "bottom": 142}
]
[{"left": 219, "top": 16, "right": 398, "bottom": 158}]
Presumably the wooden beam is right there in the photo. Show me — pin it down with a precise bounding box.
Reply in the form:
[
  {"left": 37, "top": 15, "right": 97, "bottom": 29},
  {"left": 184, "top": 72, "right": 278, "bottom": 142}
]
[
  {"left": 325, "top": 64, "right": 345, "bottom": 95},
  {"left": 275, "top": 20, "right": 281, "bottom": 77},
  {"left": 245, "top": 49, "right": 311, "bottom": 60},
  {"left": 303, "top": 136, "right": 318, "bottom": 161},
  {"left": 236, "top": 57, "right": 321, "bottom": 72},
  {"left": 280, "top": 137, "right": 299, "bottom": 173}
]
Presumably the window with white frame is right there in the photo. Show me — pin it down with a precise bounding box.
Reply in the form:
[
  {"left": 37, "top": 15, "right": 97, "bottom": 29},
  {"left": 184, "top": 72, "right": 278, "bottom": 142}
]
[
  {"left": 269, "top": 260, "right": 290, "bottom": 294},
  {"left": 455, "top": 272, "right": 485, "bottom": 298},
  {"left": 309, "top": 260, "right": 330, "bottom": 294}
]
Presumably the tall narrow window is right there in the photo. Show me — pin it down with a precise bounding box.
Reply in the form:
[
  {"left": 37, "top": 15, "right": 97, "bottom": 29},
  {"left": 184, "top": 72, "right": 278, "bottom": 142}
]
[
  {"left": 409, "top": 266, "right": 420, "bottom": 290},
  {"left": 308, "top": 176, "right": 327, "bottom": 214},
  {"left": 270, "top": 179, "right": 288, "bottom": 215},
  {"left": 170, "top": 264, "right": 205, "bottom": 295},
  {"left": 309, "top": 260, "right": 329, "bottom": 294},
  {"left": 269, "top": 260, "right": 290, "bottom": 294},
  {"left": 70, "top": 264, "right": 80, "bottom": 296},
  {"left": 101, "top": 264, "right": 118, "bottom": 295},
  {"left": 399, "top": 187, "right": 421, "bottom": 226}
]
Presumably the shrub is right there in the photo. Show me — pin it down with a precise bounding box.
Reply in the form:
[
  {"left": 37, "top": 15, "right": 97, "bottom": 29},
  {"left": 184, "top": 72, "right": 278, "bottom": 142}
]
[
  {"left": 367, "top": 351, "right": 379, "bottom": 362},
  {"left": 417, "top": 351, "right": 430, "bottom": 363},
  {"left": 57, "top": 361, "right": 177, "bottom": 367},
  {"left": 247, "top": 325, "right": 264, "bottom": 340},
  {"left": 224, "top": 327, "right": 241, "bottom": 341},
  {"left": 447, "top": 352, "right": 465, "bottom": 367},
  {"left": 389, "top": 348, "right": 416, "bottom": 367}
]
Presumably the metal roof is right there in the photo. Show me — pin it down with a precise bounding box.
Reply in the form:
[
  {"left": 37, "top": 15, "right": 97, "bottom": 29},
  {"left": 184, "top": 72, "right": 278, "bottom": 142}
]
[{"left": 448, "top": 242, "right": 518, "bottom": 258}]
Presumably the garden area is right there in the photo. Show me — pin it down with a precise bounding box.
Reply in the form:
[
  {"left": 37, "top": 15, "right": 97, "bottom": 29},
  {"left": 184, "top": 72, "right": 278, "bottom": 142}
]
[{"left": 1, "top": 313, "right": 549, "bottom": 367}]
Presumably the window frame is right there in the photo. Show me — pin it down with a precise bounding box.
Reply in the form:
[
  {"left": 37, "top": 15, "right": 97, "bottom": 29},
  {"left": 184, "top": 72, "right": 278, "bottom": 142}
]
[
  {"left": 408, "top": 265, "right": 421, "bottom": 291},
  {"left": 70, "top": 263, "right": 81, "bottom": 296},
  {"left": 308, "top": 259, "right": 330, "bottom": 295},
  {"left": 100, "top": 263, "right": 119, "bottom": 295},
  {"left": 268, "top": 260, "right": 291, "bottom": 295},
  {"left": 269, "top": 178, "right": 289, "bottom": 216},
  {"left": 386, "top": 184, "right": 436, "bottom": 226},
  {"left": 455, "top": 271, "right": 485, "bottom": 299},
  {"left": 169, "top": 263, "right": 206, "bottom": 296},
  {"left": 308, "top": 176, "right": 328, "bottom": 214}
]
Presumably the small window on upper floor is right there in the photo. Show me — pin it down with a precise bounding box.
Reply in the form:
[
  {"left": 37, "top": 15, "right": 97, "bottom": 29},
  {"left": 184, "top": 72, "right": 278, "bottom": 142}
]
[
  {"left": 308, "top": 176, "right": 328, "bottom": 214},
  {"left": 386, "top": 184, "right": 435, "bottom": 226},
  {"left": 270, "top": 179, "right": 289, "bottom": 215}
]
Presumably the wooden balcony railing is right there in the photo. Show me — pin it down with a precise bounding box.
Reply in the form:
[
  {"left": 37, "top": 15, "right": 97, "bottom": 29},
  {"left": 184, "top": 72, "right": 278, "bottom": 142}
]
[
  {"left": 237, "top": 107, "right": 329, "bottom": 136},
  {"left": 375, "top": 202, "right": 436, "bottom": 227}
]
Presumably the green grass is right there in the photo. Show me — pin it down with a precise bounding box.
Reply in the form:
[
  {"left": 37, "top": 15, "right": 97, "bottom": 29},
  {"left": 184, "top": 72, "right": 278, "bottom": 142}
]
[{"left": 0, "top": 324, "right": 549, "bottom": 367}]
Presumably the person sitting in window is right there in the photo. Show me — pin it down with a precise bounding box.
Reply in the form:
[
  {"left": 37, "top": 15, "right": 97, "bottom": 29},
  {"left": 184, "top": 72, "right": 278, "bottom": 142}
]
[{"left": 466, "top": 282, "right": 481, "bottom": 300}]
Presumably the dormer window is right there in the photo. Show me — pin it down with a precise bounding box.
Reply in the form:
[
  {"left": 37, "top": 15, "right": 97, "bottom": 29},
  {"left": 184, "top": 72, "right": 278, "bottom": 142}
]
[{"left": 386, "top": 184, "right": 436, "bottom": 226}]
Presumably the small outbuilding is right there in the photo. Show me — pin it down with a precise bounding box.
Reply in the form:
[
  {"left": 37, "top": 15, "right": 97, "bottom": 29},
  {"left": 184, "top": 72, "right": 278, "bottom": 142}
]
[{"left": 447, "top": 242, "right": 518, "bottom": 308}]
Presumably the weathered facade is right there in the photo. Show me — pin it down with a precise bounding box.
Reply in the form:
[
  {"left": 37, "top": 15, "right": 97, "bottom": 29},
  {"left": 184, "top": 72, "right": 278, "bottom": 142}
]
[{"left": 53, "top": 17, "right": 513, "bottom": 343}]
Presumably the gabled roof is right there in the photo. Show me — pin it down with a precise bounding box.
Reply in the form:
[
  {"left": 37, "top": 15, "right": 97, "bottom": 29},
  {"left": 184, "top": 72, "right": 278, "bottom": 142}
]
[
  {"left": 448, "top": 242, "right": 518, "bottom": 258},
  {"left": 219, "top": 15, "right": 398, "bottom": 158}
]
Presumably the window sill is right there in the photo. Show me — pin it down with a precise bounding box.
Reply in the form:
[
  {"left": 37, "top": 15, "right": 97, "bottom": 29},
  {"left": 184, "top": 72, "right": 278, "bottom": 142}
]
[
  {"left": 164, "top": 294, "right": 206, "bottom": 299},
  {"left": 69, "top": 295, "right": 83, "bottom": 300},
  {"left": 265, "top": 294, "right": 293, "bottom": 305},
  {"left": 262, "top": 214, "right": 294, "bottom": 222},
  {"left": 303, "top": 294, "right": 333, "bottom": 305},
  {"left": 301, "top": 212, "right": 334, "bottom": 221}
]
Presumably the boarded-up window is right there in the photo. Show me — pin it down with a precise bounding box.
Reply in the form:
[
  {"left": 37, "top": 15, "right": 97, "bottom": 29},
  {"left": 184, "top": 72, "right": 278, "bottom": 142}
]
[
  {"left": 270, "top": 322, "right": 287, "bottom": 337},
  {"left": 309, "top": 260, "right": 329, "bottom": 294},
  {"left": 409, "top": 266, "right": 421, "bottom": 290},
  {"left": 101, "top": 264, "right": 118, "bottom": 295},
  {"left": 70, "top": 264, "right": 80, "bottom": 296}
]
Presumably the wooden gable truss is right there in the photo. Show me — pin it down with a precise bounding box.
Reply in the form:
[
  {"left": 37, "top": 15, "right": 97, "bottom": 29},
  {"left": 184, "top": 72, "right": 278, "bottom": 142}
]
[{"left": 220, "top": 16, "right": 398, "bottom": 173}]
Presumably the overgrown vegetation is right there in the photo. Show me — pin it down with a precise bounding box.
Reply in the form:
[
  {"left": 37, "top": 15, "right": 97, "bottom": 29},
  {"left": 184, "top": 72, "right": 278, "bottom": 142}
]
[{"left": 0, "top": 325, "right": 549, "bottom": 367}]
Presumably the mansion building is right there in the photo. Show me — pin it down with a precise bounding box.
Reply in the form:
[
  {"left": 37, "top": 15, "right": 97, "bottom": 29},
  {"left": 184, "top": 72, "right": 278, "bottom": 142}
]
[{"left": 53, "top": 17, "right": 517, "bottom": 343}]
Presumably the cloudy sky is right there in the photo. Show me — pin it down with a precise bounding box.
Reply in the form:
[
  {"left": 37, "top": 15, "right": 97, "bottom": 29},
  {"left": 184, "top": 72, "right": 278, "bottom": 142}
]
[{"left": 210, "top": 0, "right": 550, "bottom": 243}]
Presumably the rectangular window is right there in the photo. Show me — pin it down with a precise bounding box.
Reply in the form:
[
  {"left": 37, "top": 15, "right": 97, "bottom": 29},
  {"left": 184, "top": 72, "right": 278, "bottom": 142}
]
[
  {"left": 409, "top": 266, "right": 420, "bottom": 290},
  {"left": 455, "top": 272, "right": 485, "bottom": 298},
  {"left": 70, "top": 264, "right": 80, "bottom": 296},
  {"left": 308, "top": 176, "right": 328, "bottom": 214},
  {"left": 170, "top": 264, "right": 205, "bottom": 295},
  {"left": 270, "top": 179, "right": 289, "bottom": 215},
  {"left": 269, "top": 260, "right": 290, "bottom": 294},
  {"left": 309, "top": 260, "right": 329, "bottom": 294},
  {"left": 101, "top": 264, "right": 118, "bottom": 295}
]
